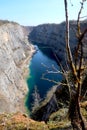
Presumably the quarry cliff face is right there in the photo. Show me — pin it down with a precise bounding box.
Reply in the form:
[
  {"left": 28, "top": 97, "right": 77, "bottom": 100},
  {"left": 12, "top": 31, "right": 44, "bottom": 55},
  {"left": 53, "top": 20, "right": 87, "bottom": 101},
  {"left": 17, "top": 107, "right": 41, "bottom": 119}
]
[
  {"left": 29, "top": 21, "right": 87, "bottom": 63},
  {"left": 29, "top": 22, "right": 76, "bottom": 62},
  {"left": 0, "top": 20, "right": 87, "bottom": 115},
  {"left": 0, "top": 22, "right": 34, "bottom": 113}
]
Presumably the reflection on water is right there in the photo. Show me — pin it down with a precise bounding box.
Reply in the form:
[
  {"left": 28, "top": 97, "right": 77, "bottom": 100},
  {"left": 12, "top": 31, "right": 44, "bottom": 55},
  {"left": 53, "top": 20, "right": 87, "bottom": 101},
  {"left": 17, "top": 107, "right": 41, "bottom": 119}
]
[{"left": 26, "top": 45, "right": 62, "bottom": 110}]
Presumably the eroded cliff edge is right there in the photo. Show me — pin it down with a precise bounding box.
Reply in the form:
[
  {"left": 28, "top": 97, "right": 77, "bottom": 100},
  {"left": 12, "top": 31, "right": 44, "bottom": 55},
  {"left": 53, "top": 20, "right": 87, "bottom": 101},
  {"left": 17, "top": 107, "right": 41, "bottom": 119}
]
[{"left": 0, "top": 21, "right": 35, "bottom": 113}]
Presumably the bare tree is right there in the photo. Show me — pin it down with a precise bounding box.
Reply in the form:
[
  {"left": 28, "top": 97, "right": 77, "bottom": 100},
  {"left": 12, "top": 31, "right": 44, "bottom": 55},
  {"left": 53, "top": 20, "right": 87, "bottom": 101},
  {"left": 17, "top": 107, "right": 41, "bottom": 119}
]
[
  {"left": 64, "top": 0, "right": 87, "bottom": 129},
  {"left": 31, "top": 1, "right": 87, "bottom": 129},
  {"left": 32, "top": 86, "right": 41, "bottom": 112}
]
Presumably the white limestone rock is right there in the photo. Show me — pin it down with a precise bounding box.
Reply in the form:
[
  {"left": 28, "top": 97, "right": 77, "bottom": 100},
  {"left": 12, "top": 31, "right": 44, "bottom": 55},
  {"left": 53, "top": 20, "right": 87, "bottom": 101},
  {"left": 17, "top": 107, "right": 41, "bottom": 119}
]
[{"left": 0, "top": 21, "right": 34, "bottom": 113}]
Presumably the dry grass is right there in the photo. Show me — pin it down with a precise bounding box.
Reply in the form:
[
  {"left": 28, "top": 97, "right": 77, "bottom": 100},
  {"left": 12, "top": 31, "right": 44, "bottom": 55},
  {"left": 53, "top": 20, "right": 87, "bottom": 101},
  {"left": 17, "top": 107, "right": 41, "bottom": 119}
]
[
  {"left": 0, "top": 106, "right": 87, "bottom": 130},
  {"left": 47, "top": 108, "right": 72, "bottom": 130},
  {"left": 0, "top": 112, "right": 49, "bottom": 130}
]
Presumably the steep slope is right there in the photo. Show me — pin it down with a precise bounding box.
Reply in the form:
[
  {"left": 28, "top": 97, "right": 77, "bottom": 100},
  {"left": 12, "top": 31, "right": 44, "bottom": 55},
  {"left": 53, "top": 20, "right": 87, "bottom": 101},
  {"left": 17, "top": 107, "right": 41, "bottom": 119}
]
[
  {"left": 29, "top": 22, "right": 76, "bottom": 62},
  {"left": 31, "top": 85, "right": 69, "bottom": 121},
  {"left": 29, "top": 20, "right": 87, "bottom": 63},
  {"left": 0, "top": 21, "right": 35, "bottom": 113}
]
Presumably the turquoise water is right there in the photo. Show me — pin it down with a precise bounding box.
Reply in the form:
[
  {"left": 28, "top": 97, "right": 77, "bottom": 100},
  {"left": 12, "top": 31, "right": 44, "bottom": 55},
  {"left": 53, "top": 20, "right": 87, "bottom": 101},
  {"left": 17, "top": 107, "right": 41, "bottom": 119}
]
[{"left": 26, "top": 45, "right": 62, "bottom": 110}]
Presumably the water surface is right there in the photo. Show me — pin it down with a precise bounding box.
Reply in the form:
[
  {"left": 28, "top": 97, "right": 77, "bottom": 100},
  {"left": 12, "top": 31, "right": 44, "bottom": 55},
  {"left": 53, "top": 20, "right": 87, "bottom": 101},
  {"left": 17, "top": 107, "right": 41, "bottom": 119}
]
[{"left": 26, "top": 45, "right": 62, "bottom": 110}]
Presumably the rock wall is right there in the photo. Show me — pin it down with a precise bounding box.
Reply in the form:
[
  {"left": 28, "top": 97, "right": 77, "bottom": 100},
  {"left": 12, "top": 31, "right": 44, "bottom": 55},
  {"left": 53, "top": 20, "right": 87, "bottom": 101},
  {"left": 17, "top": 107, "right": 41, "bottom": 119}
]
[
  {"left": 0, "top": 21, "right": 35, "bottom": 113},
  {"left": 31, "top": 85, "right": 69, "bottom": 121},
  {"left": 29, "top": 20, "right": 87, "bottom": 63},
  {"left": 29, "top": 22, "right": 76, "bottom": 62}
]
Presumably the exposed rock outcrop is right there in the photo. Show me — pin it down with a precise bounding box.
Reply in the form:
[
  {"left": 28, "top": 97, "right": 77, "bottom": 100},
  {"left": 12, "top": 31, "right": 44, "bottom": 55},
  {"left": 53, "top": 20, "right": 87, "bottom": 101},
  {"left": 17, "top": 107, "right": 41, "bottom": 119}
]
[
  {"left": 29, "top": 20, "right": 87, "bottom": 63},
  {"left": 29, "top": 22, "right": 76, "bottom": 63},
  {"left": 0, "top": 21, "right": 35, "bottom": 113},
  {"left": 31, "top": 77, "right": 87, "bottom": 122},
  {"left": 31, "top": 85, "right": 69, "bottom": 121}
]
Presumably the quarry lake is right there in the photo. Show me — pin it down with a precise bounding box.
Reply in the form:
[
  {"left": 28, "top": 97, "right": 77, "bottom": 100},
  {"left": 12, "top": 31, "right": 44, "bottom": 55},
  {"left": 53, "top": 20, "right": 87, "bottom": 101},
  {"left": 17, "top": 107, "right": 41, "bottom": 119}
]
[{"left": 26, "top": 45, "right": 62, "bottom": 110}]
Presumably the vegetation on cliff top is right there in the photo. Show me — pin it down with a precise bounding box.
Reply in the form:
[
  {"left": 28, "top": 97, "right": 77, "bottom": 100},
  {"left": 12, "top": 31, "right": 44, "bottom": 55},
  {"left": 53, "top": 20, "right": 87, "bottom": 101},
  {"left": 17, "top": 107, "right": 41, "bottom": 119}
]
[
  {"left": 0, "top": 105, "right": 87, "bottom": 130},
  {"left": 0, "top": 20, "right": 18, "bottom": 26}
]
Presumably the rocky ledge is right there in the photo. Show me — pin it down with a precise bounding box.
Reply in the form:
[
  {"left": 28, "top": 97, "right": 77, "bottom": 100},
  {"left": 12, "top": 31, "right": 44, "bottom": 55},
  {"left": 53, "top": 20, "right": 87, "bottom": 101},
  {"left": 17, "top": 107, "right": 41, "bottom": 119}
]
[{"left": 0, "top": 20, "right": 35, "bottom": 113}]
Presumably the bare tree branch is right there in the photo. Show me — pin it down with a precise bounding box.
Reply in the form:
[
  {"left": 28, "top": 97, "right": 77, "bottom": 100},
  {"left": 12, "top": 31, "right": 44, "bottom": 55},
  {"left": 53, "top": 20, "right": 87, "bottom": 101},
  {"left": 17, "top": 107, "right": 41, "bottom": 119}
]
[
  {"left": 64, "top": 0, "right": 80, "bottom": 85},
  {"left": 75, "top": 0, "right": 87, "bottom": 68}
]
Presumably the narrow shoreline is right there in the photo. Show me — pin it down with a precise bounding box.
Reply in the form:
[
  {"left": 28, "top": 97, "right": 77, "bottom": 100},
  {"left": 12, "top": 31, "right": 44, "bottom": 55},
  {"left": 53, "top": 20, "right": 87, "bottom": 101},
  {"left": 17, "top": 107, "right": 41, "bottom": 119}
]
[
  {"left": 22, "top": 48, "right": 36, "bottom": 79},
  {"left": 21, "top": 45, "right": 36, "bottom": 114}
]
